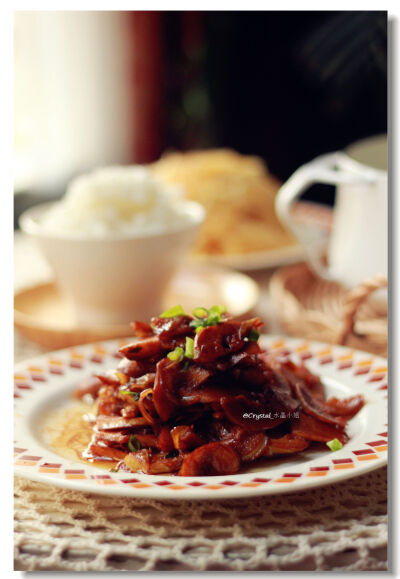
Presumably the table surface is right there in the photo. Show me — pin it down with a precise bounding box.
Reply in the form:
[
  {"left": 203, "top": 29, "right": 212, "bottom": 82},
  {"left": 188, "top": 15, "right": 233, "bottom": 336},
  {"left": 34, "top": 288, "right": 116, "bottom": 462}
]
[{"left": 13, "top": 233, "right": 388, "bottom": 572}]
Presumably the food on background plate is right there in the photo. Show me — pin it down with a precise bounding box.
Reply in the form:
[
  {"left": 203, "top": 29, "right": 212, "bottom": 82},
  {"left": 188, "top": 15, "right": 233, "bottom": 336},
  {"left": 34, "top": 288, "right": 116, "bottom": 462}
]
[
  {"left": 151, "top": 149, "right": 296, "bottom": 255},
  {"left": 75, "top": 305, "right": 364, "bottom": 476},
  {"left": 40, "top": 165, "right": 188, "bottom": 237}
]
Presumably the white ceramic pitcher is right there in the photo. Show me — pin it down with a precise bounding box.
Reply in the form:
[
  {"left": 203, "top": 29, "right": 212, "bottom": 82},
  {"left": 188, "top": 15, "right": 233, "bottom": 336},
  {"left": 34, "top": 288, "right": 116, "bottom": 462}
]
[{"left": 275, "top": 137, "right": 388, "bottom": 291}]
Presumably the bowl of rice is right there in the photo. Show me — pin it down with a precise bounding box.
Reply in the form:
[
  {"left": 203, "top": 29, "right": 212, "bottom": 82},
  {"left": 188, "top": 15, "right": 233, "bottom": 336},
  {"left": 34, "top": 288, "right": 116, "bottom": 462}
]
[{"left": 19, "top": 166, "right": 205, "bottom": 325}]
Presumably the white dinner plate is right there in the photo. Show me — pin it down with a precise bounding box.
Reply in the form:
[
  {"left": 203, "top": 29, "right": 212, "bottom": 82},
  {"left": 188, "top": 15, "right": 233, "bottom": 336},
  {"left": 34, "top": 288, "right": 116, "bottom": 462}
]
[{"left": 14, "top": 336, "right": 388, "bottom": 500}]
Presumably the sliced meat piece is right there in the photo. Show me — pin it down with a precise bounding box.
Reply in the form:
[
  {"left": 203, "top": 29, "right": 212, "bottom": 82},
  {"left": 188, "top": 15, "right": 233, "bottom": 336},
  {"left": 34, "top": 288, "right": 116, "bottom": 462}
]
[
  {"left": 121, "top": 405, "right": 140, "bottom": 418},
  {"left": 148, "top": 453, "right": 183, "bottom": 474},
  {"left": 240, "top": 317, "right": 264, "bottom": 333},
  {"left": 136, "top": 372, "right": 156, "bottom": 386},
  {"left": 137, "top": 388, "right": 159, "bottom": 426},
  {"left": 265, "top": 355, "right": 350, "bottom": 427},
  {"left": 94, "top": 369, "right": 126, "bottom": 387},
  {"left": 151, "top": 315, "right": 193, "bottom": 341},
  {"left": 324, "top": 395, "right": 365, "bottom": 418},
  {"left": 181, "top": 364, "right": 212, "bottom": 388},
  {"left": 92, "top": 430, "right": 131, "bottom": 446},
  {"left": 291, "top": 412, "right": 349, "bottom": 443},
  {"left": 293, "top": 383, "right": 349, "bottom": 427},
  {"left": 194, "top": 318, "right": 263, "bottom": 363},
  {"left": 264, "top": 434, "right": 310, "bottom": 456},
  {"left": 124, "top": 449, "right": 182, "bottom": 474},
  {"left": 84, "top": 441, "right": 127, "bottom": 461},
  {"left": 119, "top": 336, "right": 166, "bottom": 360},
  {"left": 117, "top": 359, "right": 157, "bottom": 378},
  {"left": 261, "top": 366, "right": 299, "bottom": 414},
  {"left": 289, "top": 361, "right": 326, "bottom": 402},
  {"left": 153, "top": 357, "right": 180, "bottom": 421},
  {"left": 179, "top": 384, "right": 232, "bottom": 405},
  {"left": 96, "top": 415, "right": 149, "bottom": 430},
  {"left": 97, "top": 385, "right": 124, "bottom": 416},
  {"left": 194, "top": 323, "right": 243, "bottom": 363},
  {"left": 157, "top": 425, "right": 175, "bottom": 453},
  {"left": 231, "top": 431, "right": 267, "bottom": 462},
  {"left": 170, "top": 425, "right": 204, "bottom": 451},
  {"left": 129, "top": 320, "right": 153, "bottom": 337},
  {"left": 264, "top": 356, "right": 326, "bottom": 402},
  {"left": 179, "top": 442, "right": 240, "bottom": 476},
  {"left": 133, "top": 433, "right": 159, "bottom": 448},
  {"left": 225, "top": 342, "right": 262, "bottom": 368},
  {"left": 234, "top": 364, "right": 267, "bottom": 387}
]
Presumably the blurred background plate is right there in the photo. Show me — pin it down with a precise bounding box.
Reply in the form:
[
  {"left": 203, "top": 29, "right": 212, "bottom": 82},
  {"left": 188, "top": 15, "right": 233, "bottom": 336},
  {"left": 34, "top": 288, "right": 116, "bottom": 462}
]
[
  {"left": 14, "top": 263, "right": 259, "bottom": 350},
  {"left": 193, "top": 243, "right": 304, "bottom": 271},
  {"left": 192, "top": 201, "right": 332, "bottom": 271}
]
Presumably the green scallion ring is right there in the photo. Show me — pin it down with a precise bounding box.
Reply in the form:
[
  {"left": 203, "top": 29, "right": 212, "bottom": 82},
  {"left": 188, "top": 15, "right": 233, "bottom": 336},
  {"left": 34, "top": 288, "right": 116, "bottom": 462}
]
[{"left": 192, "top": 307, "right": 209, "bottom": 319}]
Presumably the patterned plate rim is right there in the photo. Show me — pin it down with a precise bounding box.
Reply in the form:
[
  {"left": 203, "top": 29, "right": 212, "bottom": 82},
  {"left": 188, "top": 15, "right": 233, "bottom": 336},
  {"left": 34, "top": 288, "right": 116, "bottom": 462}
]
[{"left": 14, "top": 336, "right": 388, "bottom": 500}]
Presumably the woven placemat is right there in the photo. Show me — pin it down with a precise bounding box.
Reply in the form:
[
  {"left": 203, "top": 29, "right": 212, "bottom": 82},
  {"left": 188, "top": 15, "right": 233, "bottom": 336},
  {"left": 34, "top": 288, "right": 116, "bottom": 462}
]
[{"left": 14, "top": 466, "right": 387, "bottom": 572}]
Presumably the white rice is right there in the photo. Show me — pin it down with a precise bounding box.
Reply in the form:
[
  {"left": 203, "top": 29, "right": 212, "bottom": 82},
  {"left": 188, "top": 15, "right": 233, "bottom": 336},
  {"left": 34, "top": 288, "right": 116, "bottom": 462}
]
[{"left": 40, "top": 165, "right": 187, "bottom": 236}]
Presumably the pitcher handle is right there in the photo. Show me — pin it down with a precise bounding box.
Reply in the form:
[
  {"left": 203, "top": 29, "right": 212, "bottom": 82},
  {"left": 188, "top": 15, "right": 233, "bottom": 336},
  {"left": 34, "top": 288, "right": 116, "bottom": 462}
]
[{"left": 275, "top": 152, "right": 377, "bottom": 280}]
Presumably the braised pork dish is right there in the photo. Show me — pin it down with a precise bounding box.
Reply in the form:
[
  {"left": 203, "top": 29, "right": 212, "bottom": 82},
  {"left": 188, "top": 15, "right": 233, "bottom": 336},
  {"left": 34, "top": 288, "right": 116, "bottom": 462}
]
[{"left": 75, "top": 306, "right": 364, "bottom": 476}]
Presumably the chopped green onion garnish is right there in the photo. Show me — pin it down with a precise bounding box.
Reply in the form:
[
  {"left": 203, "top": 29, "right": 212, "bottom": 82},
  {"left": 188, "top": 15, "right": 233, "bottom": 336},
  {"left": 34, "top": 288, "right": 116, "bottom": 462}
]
[
  {"left": 195, "top": 326, "right": 204, "bottom": 334},
  {"left": 160, "top": 304, "right": 186, "bottom": 318},
  {"left": 185, "top": 337, "right": 194, "bottom": 359},
  {"left": 192, "top": 307, "right": 209, "bottom": 319},
  {"left": 190, "top": 305, "right": 227, "bottom": 330},
  {"left": 248, "top": 329, "right": 260, "bottom": 342},
  {"left": 190, "top": 318, "right": 204, "bottom": 329},
  {"left": 207, "top": 312, "right": 220, "bottom": 325},
  {"left": 208, "top": 305, "right": 226, "bottom": 316},
  {"left": 326, "top": 438, "right": 343, "bottom": 452},
  {"left": 167, "top": 346, "right": 184, "bottom": 362},
  {"left": 128, "top": 435, "right": 141, "bottom": 452}
]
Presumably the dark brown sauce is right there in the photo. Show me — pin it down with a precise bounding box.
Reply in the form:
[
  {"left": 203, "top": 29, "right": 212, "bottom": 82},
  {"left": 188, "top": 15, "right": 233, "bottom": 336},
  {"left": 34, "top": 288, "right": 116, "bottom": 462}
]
[{"left": 41, "top": 402, "right": 118, "bottom": 470}]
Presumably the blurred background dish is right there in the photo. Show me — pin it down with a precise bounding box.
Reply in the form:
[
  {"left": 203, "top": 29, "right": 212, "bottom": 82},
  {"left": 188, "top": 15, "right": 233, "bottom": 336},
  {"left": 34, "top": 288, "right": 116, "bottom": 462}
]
[
  {"left": 151, "top": 149, "right": 297, "bottom": 258},
  {"left": 152, "top": 149, "right": 337, "bottom": 270},
  {"left": 187, "top": 199, "right": 333, "bottom": 271}
]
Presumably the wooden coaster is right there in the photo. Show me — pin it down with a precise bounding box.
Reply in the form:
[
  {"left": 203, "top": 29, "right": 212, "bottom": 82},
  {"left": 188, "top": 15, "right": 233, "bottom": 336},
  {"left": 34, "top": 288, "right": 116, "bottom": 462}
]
[{"left": 14, "top": 263, "right": 259, "bottom": 349}]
